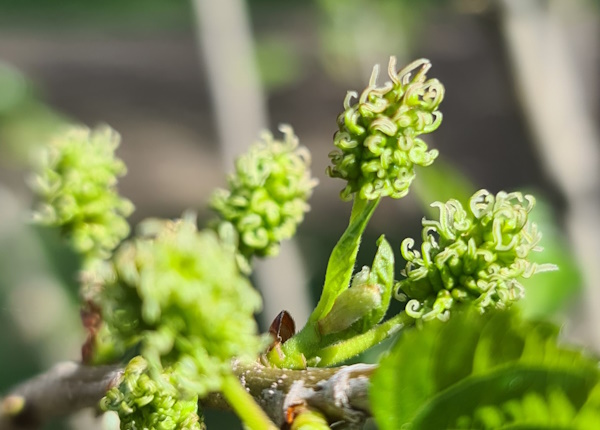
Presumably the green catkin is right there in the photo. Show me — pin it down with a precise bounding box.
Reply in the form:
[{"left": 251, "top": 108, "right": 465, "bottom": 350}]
[
  {"left": 327, "top": 57, "right": 444, "bottom": 201},
  {"left": 396, "top": 190, "right": 557, "bottom": 320},
  {"left": 30, "top": 125, "right": 133, "bottom": 263},
  {"left": 101, "top": 356, "right": 203, "bottom": 430},
  {"left": 101, "top": 215, "right": 268, "bottom": 398},
  {"left": 210, "top": 125, "right": 317, "bottom": 261}
]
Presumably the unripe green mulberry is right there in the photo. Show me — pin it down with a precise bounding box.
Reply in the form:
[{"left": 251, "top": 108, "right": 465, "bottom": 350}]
[
  {"left": 30, "top": 125, "right": 133, "bottom": 261},
  {"left": 102, "top": 215, "right": 267, "bottom": 397},
  {"left": 211, "top": 125, "right": 317, "bottom": 259},
  {"left": 327, "top": 57, "right": 444, "bottom": 201},
  {"left": 395, "top": 190, "right": 557, "bottom": 321},
  {"left": 101, "top": 356, "right": 203, "bottom": 430}
]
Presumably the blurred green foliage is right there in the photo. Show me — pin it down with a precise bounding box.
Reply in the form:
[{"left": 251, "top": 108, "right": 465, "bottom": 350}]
[
  {"left": 414, "top": 157, "right": 476, "bottom": 216},
  {"left": 30, "top": 126, "right": 134, "bottom": 264},
  {"left": 0, "top": 0, "right": 189, "bottom": 29},
  {"left": 316, "top": 0, "right": 449, "bottom": 84},
  {"left": 255, "top": 36, "right": 305, "bottom": 91},
  {"left": 0, "top": 62, "right": 81, "bottom": 430},
  {"left": 371, "top": 309, "right": 600, "bottom": 429},
  {"left": 0, "top": 62, "right": 65, "bottom": 164}
]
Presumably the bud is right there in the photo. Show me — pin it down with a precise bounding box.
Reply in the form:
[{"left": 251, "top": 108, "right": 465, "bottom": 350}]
[
  {"left": 318, "top": 235, "right": 395, "bottom": 335},
  {"left": 318, "top": 273, "right": 382, "bottom": 335}
]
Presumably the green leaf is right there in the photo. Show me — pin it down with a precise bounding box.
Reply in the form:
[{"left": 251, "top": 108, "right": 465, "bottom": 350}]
[
  {"left": 370, "top": 309, "right": 600, "bottom": 430},
  {"left": 317, "top": 235, "right": 394, "bottom": 336},
  {"left": 308, "top": 197, "right": 379, "bottom": 323},
  {"left": 268, "top": 197, "right": 380, "bottom": 369},
  {"left": 356, "top": 235, "right": 394, "bottom": 331},
  {"left": 413, "top": 369, "right": 597, "bottom": 429}
]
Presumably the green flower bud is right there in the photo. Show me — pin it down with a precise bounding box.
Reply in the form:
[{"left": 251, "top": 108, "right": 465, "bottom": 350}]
[
  {"left": 395, "top": 190, "right": 557, "bottom": 321},
  {"left": 211, "top": 125, "right": 317, "bottom": 259},
  {"left": 29, "top": 125, "right": 133, "bottom": 261},
  {"left": 327, "top": 57, "right": 444, "bottom": 201},
  {"left": 100, "top": 356, "right": 203, "bottom": 430},
  {"left": 318, "top": 269, "right": 382, "bottom": 336},
  {"left": 102, "top": 215, "right": 268, "bottom": 397}
]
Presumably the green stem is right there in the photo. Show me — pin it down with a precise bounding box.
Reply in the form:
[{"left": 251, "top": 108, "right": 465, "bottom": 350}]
[
  {"left": 311, "top": 312, "right": 415, "bottom": 367},
  {"left": 220, "top": 372, "right": 277, "bottom": 430}
]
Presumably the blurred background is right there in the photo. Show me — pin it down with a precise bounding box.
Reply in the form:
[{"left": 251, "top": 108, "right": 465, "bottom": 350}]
[{"left": 0, "top": 0, "right": 598, "bottom": 428}]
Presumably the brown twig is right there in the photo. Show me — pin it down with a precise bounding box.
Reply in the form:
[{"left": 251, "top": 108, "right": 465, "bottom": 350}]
[
  {"left": 0, "top": 362, "right": 122, "bottom": 430},
  {"left": 0, "top": 361, "right": 375, "bottom": 429}
]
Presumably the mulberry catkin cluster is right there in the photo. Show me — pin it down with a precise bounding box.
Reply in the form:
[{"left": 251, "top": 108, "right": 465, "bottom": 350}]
[
  {"left": 101, "top": 356, "right": 203, "bottom": 430},
  {"left": 211, "top": 125, "right": 316, "bottom": 259},
  {"left": 101, "top": 215, "right": 267, "bottom": 397},
  {"left": 396, "top": 190, "right": 556, "bottom": 321},
  {"left": 30, "top": 125, "right": 133, "bottom": 261},
  {"left": 327, "top": 57, "right": 444, "bottom": 200}
]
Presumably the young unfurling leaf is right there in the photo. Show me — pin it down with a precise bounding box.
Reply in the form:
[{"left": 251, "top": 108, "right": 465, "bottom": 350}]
[{"left": 318, "top": 235, "right": 394, "bottom": 336}]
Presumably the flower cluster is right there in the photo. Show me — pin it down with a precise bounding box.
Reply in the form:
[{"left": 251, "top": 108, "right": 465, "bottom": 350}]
[
  {"left": 210, "top": 125, "right": 316, "bottom": 260},
  {"left": 30, "top": 125, "right": 133, "bottom": 261},
  {"left": 327, "top": 57, "right": 444, "bottom": 201},
  {"left": 395, "top": 190, "right": 556, "bottom": 320},
  {"left": 101, "top": 215, "right": 267, "bottom": 397},
  {"left": 101, "top": 356, "right": 203, "bottom": 430}
]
